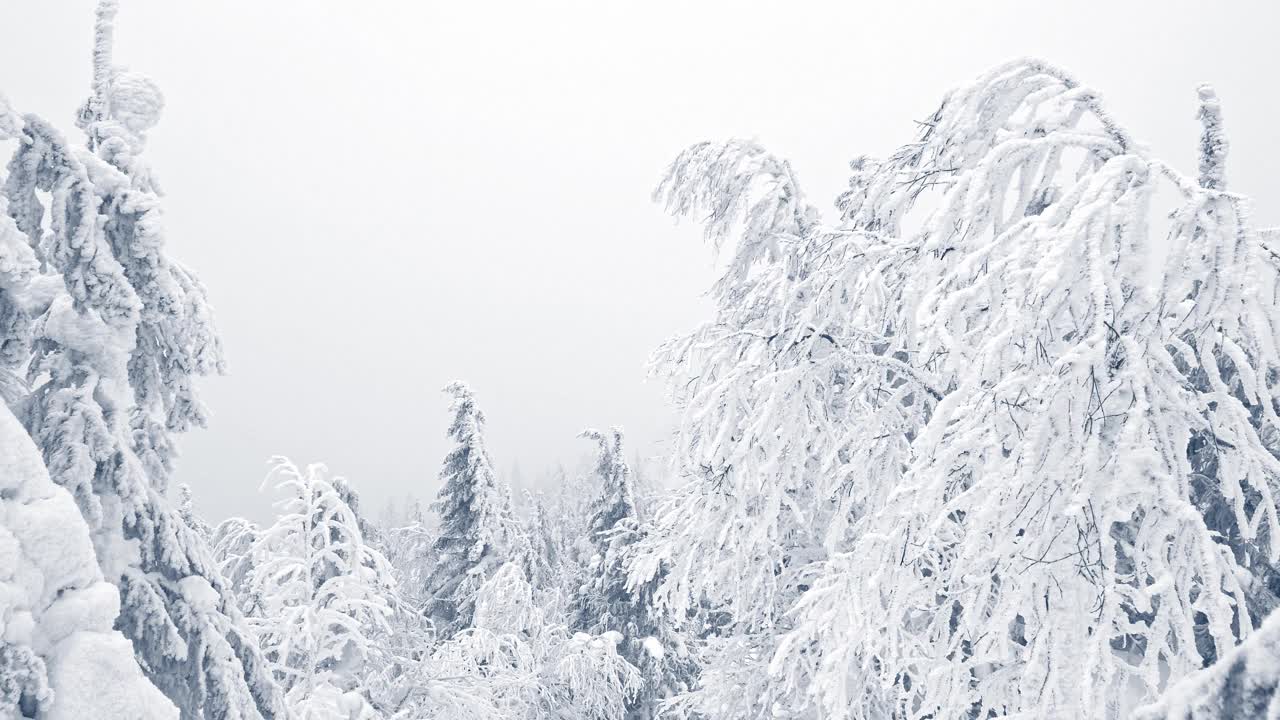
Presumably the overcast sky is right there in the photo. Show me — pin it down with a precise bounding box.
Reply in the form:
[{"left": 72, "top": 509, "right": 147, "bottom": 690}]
[{"left": 2, "top": 1, "right": 1277, "bottom": 523}]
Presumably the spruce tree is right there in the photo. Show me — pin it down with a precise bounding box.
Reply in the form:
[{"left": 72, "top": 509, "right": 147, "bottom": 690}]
[
  {"left": 574, "top": 428, "right": 696, "bottom": 718},
  {"left": 522, "top": 489, "right": 560, "bottom": 594},
  {"left": 177, "top": 483, "right": 213, "bottom": 539},
  {"left": 1136, "top": 606, "right": 1280, "bottom": 719},
  {"left": 0, "top": 348, "right": 175, "bottom": 718},
  {"left": 424, "top": 382, "right": 506, "bottom": 639},
  {"left": 1, "top": 3, "right": 286, "bottom": 716}
]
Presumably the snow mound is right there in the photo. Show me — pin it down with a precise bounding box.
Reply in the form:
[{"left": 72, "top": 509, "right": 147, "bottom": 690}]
[
  {"left": 642, "top": 636, "right": 664, "bottom": 660},
  {"left": 177, "top": 575, "right": 219, "bottom": 614},
  {"left": 0, "top": 402, "right": 176, "bottom": 718},
  {"left": 44, "top": 632, "right": 176, "bottom": 720},
  {"left": 108, "top": 69, "right": 164, "bottom": 134}
]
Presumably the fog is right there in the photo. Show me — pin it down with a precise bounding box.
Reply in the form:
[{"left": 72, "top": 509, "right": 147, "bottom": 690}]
[{"left": 3, "top": 0, "right": 1276, "bottom": 522}]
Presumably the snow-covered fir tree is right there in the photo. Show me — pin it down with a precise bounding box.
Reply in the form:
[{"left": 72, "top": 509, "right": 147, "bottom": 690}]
[
  {"left": 177, "top": 483, "right": 213, "bottom": 539},
  {"left": 521, "top": 489, "right": 560, "bottom": 596},
  {"left": 572, "top": 427, "right": 639, "bottom": 637},
  {"left": 542, "top": 462, "right": 597, "bottom": 594},
  {"left": 0, "top": 364, "right": 176, "bottom": 719},
  {"left": 572, "top": 427, "right": 697, "bottom": 718},
  {"left": 0, "top": 3, "right": 285, "bottom": 717},
  {"left": 423, "top": 382, "right": 507, "bottom": 639},
  {"left": 248, "top": 458, "right": 396, "bottom": 718},
  {"left": 333, "top": 476, "right": 382, "bottom": 550}
]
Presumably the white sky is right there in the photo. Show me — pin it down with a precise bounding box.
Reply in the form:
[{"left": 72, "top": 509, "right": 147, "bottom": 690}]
[{"left": 2, "top": 1, "right": 1277, "bottom": 523}]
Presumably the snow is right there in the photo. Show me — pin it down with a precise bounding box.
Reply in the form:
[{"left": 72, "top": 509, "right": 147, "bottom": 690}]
[
  {"left": 0, "top": 203, "right": 37, "bottom": 291},
  {"left": 642, "top": 636, "right": 664, "bottom": 660},
  {"left": 0, "top": 401, "right": 176, "bottom": 718},
  {"left": 177, "top": 575, "right": 220, "bottom": 615},
  {"left": 0, "top": 93, "right": 20, "bottom": 140},
  {"left": 1134, "top": 609, "right": 1280, "bottom": 719},
  {"left": 44, "top": 632, "right": 177, "bottom": 720},
  {"left": 106, "top": 69, "right": 164, "bottom": 134},
  {"left": 35, "top": 582, "right": 121, "bottom": 655}
]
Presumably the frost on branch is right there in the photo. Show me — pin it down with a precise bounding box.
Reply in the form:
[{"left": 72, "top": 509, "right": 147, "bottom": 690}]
[
  {"left": 800, "top": 61, "right": 1280, "bottom": 718},
  {"left": 210, "top": 517, "right": 263, "bottom": 614}
]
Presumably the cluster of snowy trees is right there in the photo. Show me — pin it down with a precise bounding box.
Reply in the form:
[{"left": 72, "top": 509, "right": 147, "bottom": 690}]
[
  {"left": 4, "top": 3, "right": 1280, "bottom": 719},
  {"left": 199, "top": 381, "right": 669, "bottom": 719}
]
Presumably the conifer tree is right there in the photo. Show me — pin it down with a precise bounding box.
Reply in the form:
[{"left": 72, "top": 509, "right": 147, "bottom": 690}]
[
  {"left": 522, "top": 489, "right": 560, "bottom": 594},
  {"left": 573, "top": 428, "right": 696, "bottom": 718},
  {"left": 0, "top": 361, "right": 176, "bottom": 719},
  {"left": 333, "top": 476, "right": 382, "bottom": 550},
  {"left": 0, "top": 3, "right": 286, "bottom": 716},
  {"left": 177, "top": 483, "right": 213, "bottom": 539},
  {"left": 424, "top": 382, "right": 506, "bottom": 639},
  {"left": 574, "top": 428, "right": 640, "bottom": 634}
]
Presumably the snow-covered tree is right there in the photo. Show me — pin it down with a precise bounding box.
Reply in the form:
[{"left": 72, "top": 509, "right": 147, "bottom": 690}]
[
  {"left": 371, "top": 556, "right": 643, "bottom": 720},
  {"left": 1135, "top": 605, "right": 1280, "bottom": 720},
  {"left": 572, "top": 428, "right": 638, "bottom": 637},
  {"left": 542, "top": 462, "right": 597, "bottom": 594},
  {"left": 211, "top": 516, "right": 265, "bottom": 615},
  {"left": 333, "top": 476, "right": 381, "bottom": 550},
  {"left": 521, "top": 489, "right": 560, "bottom": 596},
  {"left": 424, "top": 382, "right": 506, "bottom": 639},
  {"left": 249, "top": 458, "right": 396, "bottom": 717},
  {"left": 0, "top": 386, "right": 176, "bottom": 719},
  {"left": 177, "top": 483, "right": 213, "bottom": 539},
  {"left": 644, "top": 59, "right": 1280, "bottom": 718},
  {"left": 572, "top": 428, "right": 697, "bottom": 718},
  {"left": 580, "top": 429, "right": 638, "bottom": 548},
  {"left": 1, "top": 3, "right": 285, "bottom": 717},
  {"left": 637, "top": 135, "right": 912, "bottom": 716}
]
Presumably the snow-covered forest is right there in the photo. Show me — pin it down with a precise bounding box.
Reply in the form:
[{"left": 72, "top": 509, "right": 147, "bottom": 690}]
[{"left": 3, "top": 2, "right": 1280, "bottom": 719}]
